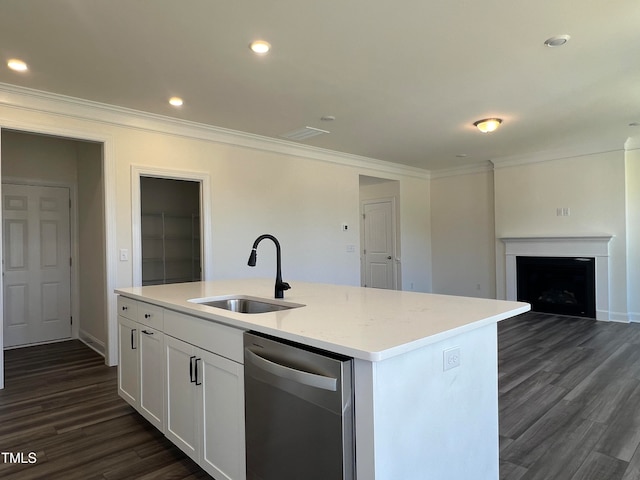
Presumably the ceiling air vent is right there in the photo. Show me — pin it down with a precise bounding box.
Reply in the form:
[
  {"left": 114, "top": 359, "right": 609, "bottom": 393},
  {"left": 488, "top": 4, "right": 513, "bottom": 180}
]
[{"left": 279, "top": 126, "right": 330, "bottom": 141}]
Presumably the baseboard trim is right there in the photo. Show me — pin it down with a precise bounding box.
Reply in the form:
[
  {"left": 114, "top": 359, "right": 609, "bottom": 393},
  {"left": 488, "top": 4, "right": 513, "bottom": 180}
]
[
  {"left": 79, "top": 330, "right": 106, "bottom": 358},
  {"left": 608, "top": 311, "right": 631, "bottom": 323}
]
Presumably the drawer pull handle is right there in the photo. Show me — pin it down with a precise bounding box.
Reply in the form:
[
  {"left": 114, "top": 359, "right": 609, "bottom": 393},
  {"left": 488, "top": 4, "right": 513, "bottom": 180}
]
[
  {"left": 189, "top": 356, "right": 196, "bottom": 383},
  {"left": 142, "top": 330, "right": 154, "bottom": 335},
  {"left": 122, "top": 306, "right": 128, "bottom": 311},
  {"left": 144, "top": 313, "right": 152, "bottom": 318},
  {"left": 130, "top": 329, "right": 137, "bottom": 350},
  {"left": 195, "top": 358, "right": 202, "bottom": 386}
]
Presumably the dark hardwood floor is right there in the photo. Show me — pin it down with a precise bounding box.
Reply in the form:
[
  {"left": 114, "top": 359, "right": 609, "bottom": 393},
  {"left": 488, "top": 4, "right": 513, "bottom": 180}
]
[
  {"left": 2, "top": 312, "right": 640, "bottom": 479},
  {"left": 0, "top": 340, "right": 208, "bottom": 480},
  {"left": 499, "top": 312, "right": 640, "bottom": 480}
]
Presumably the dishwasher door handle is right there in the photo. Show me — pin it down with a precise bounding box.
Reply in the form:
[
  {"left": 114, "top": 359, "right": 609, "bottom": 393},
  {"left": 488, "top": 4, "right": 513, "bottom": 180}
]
[{"left": 246, "top": 349, "right": 337, "bottom": 391}]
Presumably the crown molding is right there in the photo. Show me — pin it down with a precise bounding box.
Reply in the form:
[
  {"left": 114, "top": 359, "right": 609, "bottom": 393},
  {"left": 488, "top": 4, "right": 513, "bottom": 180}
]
[
  {"left": 0, "top": 83, "right": 429, "bottom": 180},
  {"left": 490, "top": 143, "right": 625, "bottom": 170},
  {"left": 429, "top": 161, "right": 493, "bottom": 179}
]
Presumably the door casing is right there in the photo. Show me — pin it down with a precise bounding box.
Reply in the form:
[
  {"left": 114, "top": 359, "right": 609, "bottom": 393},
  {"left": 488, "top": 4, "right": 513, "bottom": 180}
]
[{"left": 131, "top": 165, "right": 212, "bottom": 286}]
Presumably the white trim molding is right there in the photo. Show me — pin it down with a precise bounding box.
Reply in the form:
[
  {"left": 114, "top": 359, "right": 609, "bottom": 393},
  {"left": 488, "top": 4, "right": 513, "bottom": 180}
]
[
  {"left": 0, "top": 82, "right": 429, "bottom": 180},
  {"left": 491, "top": 146, "right": 624, "bottom": 170},
  {"left": 501, "top": 235, "right": 614, "bottom": 321}
]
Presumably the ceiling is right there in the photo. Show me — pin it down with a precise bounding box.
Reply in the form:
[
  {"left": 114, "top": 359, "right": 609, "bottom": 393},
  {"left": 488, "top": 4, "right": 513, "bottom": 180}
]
[{"left": 1, "top": 0, "right": 639, "bottom": 171}]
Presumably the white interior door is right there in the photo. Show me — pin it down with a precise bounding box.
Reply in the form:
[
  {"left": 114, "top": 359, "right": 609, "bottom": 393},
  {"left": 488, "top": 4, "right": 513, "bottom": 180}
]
[
  {"left": 362, "top": 199, "right": 396, "bottom": 289},
  {"left": 2, "top": 184, "right": 71, "bottom": 347}
]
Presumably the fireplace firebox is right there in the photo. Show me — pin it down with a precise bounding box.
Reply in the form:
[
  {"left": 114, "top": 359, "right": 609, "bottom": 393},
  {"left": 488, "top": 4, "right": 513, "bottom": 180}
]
[{"left": 516, "top": 256, "right": 596, "bottom": 319}]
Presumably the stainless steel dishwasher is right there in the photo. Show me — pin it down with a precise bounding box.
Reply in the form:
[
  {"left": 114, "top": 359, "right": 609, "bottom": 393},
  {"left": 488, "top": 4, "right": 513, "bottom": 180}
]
[{"left": 244, "top": 331, "right": 354, "bottom": 480}]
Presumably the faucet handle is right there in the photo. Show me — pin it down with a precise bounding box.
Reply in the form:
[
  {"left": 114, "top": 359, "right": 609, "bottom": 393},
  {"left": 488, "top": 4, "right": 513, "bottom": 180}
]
[{"left": 281, "top": 282, "right": 291, "bottom": 291}]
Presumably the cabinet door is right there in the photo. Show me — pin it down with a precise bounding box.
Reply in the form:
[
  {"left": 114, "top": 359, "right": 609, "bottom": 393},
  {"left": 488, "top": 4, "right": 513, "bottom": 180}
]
[
  {"left": 139, "top": 326, "right": 165, "bottom": 431},
  {"left": 118, "top": 316, "right": 139, "bottom": 407},
  {"left": 165, "top": 335, "right": 199, "bottom": 462},
  {"left": 199, "top": 348, "right": 246, "bottom": 480}
]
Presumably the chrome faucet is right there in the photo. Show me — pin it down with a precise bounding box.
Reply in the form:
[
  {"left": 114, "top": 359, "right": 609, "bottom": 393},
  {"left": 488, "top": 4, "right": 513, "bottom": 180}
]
[{"left": 247, "top": 234, "right": 291, "bottom": 299}]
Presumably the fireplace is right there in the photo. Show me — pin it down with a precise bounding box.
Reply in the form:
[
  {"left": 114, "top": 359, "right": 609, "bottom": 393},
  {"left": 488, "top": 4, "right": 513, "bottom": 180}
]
[
  {"left": 516, "top": 256, "right": 596, "bottom": 318},
  {"left": 501, "top": 235, "right": 613, "bottom": 321}
]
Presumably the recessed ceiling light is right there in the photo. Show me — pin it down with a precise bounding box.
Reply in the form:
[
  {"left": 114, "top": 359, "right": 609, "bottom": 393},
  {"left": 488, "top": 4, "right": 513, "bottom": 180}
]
[
  {"left": 473, "top": 118, "right": 502, "bottom": 133},
  {"left": 249, "top": 40, "right": 271, "bottom": 54},
  {"left": 7, "top": 58, "right": 28, "bottom": 72},
  {"left": 321, "top": 115, "right": 336, "bottom": 121},
  {"left": 544, "top": 35, "right": 571, "bottom": 47},
  {"left": 169, "top": 97, "right": 183, "bottom": 106}
]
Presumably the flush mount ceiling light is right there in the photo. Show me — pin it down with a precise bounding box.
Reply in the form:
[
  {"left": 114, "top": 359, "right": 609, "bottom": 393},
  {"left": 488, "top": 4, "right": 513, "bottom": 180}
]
[
  {"left": 544, "top": 35, "right": 571, "bottom": 47},
  {"left": 169, "top": 97, "right": 183, "bottom": 106},
  {"left": 473, "top": 118, "right": 502, "bottom": 133},
  {"left": 249, "top": 40, "right": 271, "bottom": 54},
  {"left": 7, "top": 58, "right": 28, "bottom": 72}
]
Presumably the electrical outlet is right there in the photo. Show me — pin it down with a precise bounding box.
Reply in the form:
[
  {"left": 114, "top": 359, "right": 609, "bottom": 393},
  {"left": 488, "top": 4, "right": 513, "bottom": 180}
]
[{"left": 443, "top": 347, "right": 461, "bottom": 371}]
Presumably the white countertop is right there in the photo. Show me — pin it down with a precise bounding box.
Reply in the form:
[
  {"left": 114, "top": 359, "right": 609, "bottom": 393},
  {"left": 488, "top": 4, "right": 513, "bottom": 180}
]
[{"left": 115, "top": 279, "right": 530, "bottom": 361}]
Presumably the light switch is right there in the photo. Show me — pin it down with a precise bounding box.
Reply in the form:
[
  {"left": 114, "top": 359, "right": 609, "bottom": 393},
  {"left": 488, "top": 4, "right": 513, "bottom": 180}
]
[{"left": 119, "top": 249, "right": 129, "bottom": 261}]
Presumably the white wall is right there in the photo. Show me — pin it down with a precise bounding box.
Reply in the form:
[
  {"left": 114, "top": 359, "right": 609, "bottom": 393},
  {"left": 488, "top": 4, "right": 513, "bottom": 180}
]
[
  {"left": 399, "top": 175, "right": 432, "bottom": 292},
  {"left": 2, "top": 130, "right": 79, "bottom": 182},
  {"left": 626, "top": 146, "right": 640, "bottom": 321},
  {"left": 0, "top": 86, "right": 432, "bottom": 367},
  {"left": 493, "top": 150, "right": 629, "bottom": 320},
  {"left": 430, "top": 168, "right": 496, "bottom": 298},
  {"left": 77, "top": 142, "right": 107, "bottom": 350}
]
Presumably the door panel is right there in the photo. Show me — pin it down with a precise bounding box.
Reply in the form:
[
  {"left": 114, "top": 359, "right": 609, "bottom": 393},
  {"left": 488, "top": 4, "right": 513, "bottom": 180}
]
[
  {"left": 165, "top": 335, "right": 199, "bottom": 461},
  {"left": 139, "top": 326, "right": 165, "bottom": 430},
  {"left": 200, "top": 348, "right": 245, "bottom": 480},
  {"left": 2, "top": 184, "right": 71, "bottom": 347},
  {"left": 118, "top": 316, "right": 139, "bottom": 407},
  {"left": 363, "top": 200, "right": 395, "bottom": 289}
]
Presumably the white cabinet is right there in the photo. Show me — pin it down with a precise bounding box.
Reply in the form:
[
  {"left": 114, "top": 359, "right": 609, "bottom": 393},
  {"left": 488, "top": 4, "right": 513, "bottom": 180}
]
[
  {"left": 138, "top": 325, "right": 164, "bottom": 430},
  {"left": 165, "top": 336, "right": 245, "bottom": 480},
  {"left": 117, "top": 295, "right": 245, "bottom": 480},
  {"left": 117, "top": 298, "right": 166, "bottom": 432},
  {"left": 118, "top": 315, "right": 139, "bottom": 406},
  {"left": 165, "top": 335, "right": 199, "bottom": 458}
]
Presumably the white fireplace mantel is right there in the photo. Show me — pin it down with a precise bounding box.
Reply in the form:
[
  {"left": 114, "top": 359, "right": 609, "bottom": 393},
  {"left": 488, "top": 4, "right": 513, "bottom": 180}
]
[{"left": 501, "top": 235, "right": 614, "bottom": 321}]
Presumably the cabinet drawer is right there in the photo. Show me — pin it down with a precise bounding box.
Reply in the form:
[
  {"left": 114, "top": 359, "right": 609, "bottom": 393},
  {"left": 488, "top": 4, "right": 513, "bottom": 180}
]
[
  {"left": 138, "top": 302, "right": 164, "bottom": 329},
  {"left": 117, "top": 296, "right": 138, "bottom": 320},
  {"left": 164, "top": 309, "right": 244, "bottom": 364}
]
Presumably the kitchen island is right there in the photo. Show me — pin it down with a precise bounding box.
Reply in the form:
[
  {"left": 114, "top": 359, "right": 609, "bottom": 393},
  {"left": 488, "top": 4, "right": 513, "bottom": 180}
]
[{"left": 116, "top": 279, "right": 530, "bottom": 480}]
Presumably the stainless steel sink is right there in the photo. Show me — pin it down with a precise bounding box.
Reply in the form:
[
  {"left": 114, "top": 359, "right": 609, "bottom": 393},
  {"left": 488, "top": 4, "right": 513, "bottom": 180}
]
[{"left": 189, "top": 295, "right": 304, "bottom": 314}]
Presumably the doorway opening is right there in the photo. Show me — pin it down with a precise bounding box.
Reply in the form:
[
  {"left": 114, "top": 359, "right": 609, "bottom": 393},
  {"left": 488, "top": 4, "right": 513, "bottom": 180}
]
[
  {"left": 132, "top": 166, "right": 211, "bottom": 287},
  {"left": 140, "top": 177, "right": 202, "bottom": 285},
  {"left": 359, "top": 175, "right": 401, "bottom": 290},
  {"left": 1, "top": 129, "right": 107, "bottom": 356}
]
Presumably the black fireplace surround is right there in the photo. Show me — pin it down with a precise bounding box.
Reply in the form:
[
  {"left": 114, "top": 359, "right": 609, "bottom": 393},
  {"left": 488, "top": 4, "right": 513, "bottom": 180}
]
[{"left": 516, "top": 256, "right": 596, "bottom": 319}]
